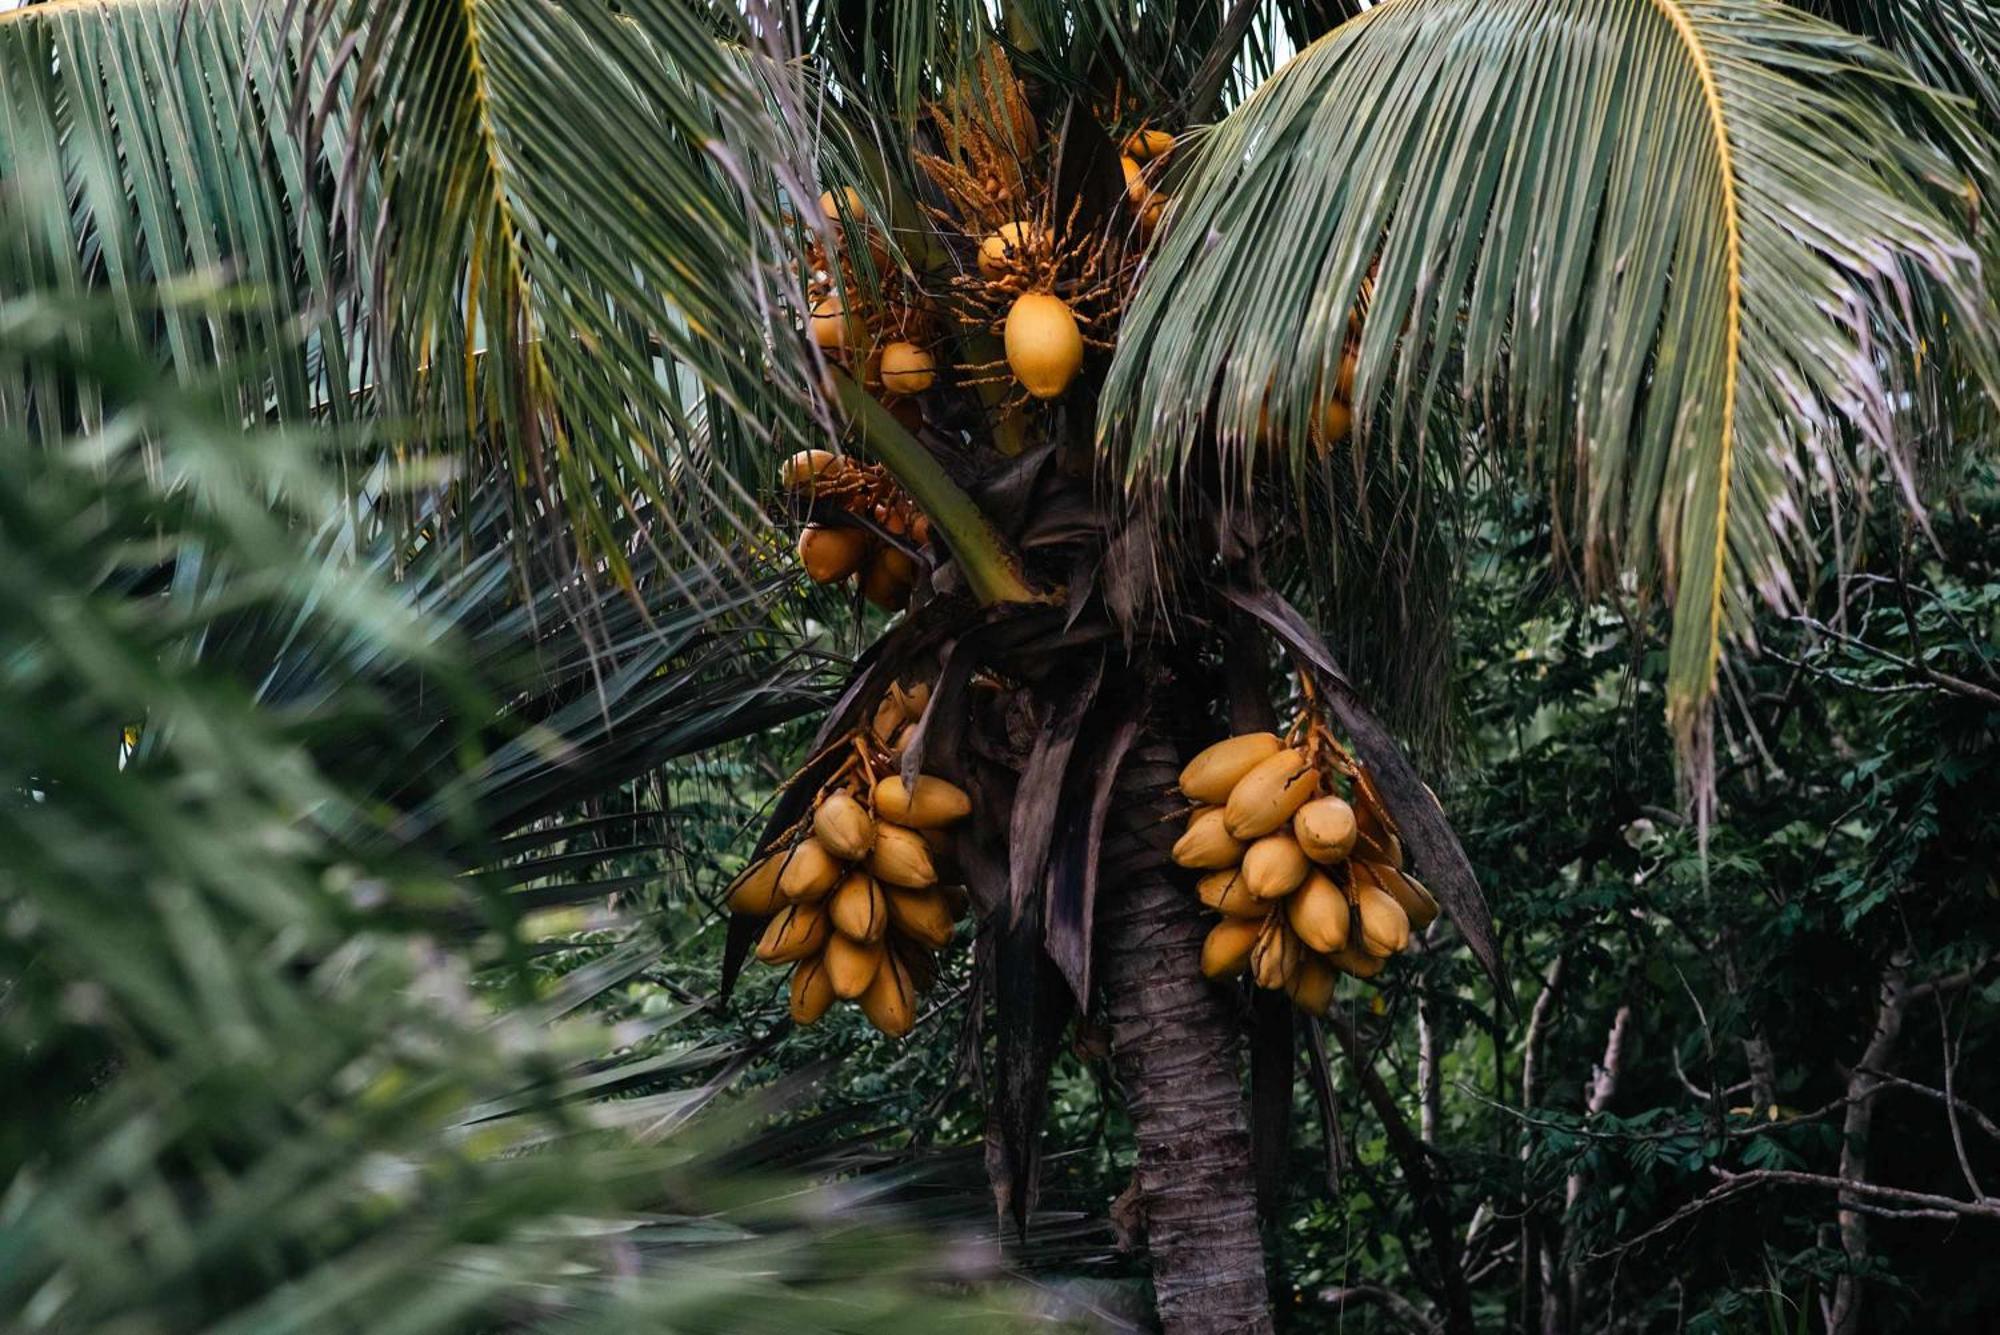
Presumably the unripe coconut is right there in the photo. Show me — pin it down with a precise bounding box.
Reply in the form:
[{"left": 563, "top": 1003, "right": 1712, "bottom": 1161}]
[
  {"left": 1201, "top": 915, "right": 1263, "bottom": 979},
  {"left": 789, "top": 955, "right": 836, "bottom": 1024},
  {"left": 809, "top": 295, "right": 865, "bottom": 352},
  {"left": 797, "top": 525, "right": 870, "bottom": 584},
  {"left": 878, "top": 340, "right": 936, "bottom": 394},
  {"left": 1180, "top": 732, "right": 1283, "bottom": 804},
  {"left": 1004, "top": 292, "right": 1084, "bottom": 399},
  {"left": 977, "top": 220, "right": 1043, "bottom": 279},
  {"left": 818, "top": 186, "right": 864, "bottom": 221},
  {"left": 1124, "top": 127, "right": 1175, "bottom": 160}
]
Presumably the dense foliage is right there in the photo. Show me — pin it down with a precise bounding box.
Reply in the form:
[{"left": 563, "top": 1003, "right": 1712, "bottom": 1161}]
[{"left": 670, "top": 473, "right": 2000, "bottom": 1332}]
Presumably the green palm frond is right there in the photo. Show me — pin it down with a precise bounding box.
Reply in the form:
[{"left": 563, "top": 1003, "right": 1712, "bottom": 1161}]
[
  {"left": 0, "top": 0, "right": 371, "bottom": 434},
  {"left": 1812, "top": 0, "right": 2000, "bottom": 130},
  {"left": 1005, "top": 0, "right": 1290, "bottom": 120},
  {"left": 0, "top": 298, "right": 1015, "bottom": 1331},
  {"left": 1102, "top": 0, "right": 2000, "bottom": 781},
  {"left": 305, "top": 0, "right": 837, "bottom": 581}
]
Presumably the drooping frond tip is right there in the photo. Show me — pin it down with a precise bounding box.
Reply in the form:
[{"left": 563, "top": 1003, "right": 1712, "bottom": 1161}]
[{"left": 1101, "top": 0, "right": 2000, "bottom": 797}]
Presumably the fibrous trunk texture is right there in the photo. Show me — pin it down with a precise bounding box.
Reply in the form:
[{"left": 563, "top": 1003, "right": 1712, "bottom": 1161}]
[{"left": 1099, "top": 732, "right": 1273, "bottom": 1334}]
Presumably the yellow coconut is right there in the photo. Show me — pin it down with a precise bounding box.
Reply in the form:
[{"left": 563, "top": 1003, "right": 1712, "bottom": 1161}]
[
  {"left": 868, "top": 823, "right": 938, "bottom": 888},
  {"left": 1293, "top": 796, "right": 1360, "bottom": 864},
  {"left": 977, "top": 220, "right": 1043, "bottom": 278},
  {"left": 1198, "top": 868, "right": 1266, "bottom": 919},
  {"left": 1250, "top": 918, "right": 1303, "bottom": 991},
  {"left": 809, "top": 295, "right": 865, "bottom": 352},
  {"left": 885, "top": 886, "right": 956, "bottom": 949},
  {"left": 780, "top": 448, "right": 840, "bottom": 492},
  {"left": 860, "top": 951, "right": 916, "bottom": 1036},
  {"left": 1124, "top": 127, "right": 1175, "bottom": 160},
  {"left": 1120, "top": 155, "right": 1152, "bottom": 208},
  {"left": 1359, "top": 861, "right": 1439, "bottom": 932},
  {"left": 725, "top": 853, "right": 786, "bottom": 915},
  {"left": 1353, "top": 876, "right": 1411, "bottom": 957},
  {"left": 878, "top": 340, "right": 936, "bottom": 395},
  {"left": 1286, "top": 870, "right": 1351, "bottom": 955},
  {"left": 1286, "top": 956, "right": 1337, "bottom": 1015},
  {"left": 797, "top": 525, "right": 871, "bottom": 584},
  {"left": 789, "top": 955, "right": 836, "bottom": 1024},
  {"left": 818, "top": 186, "right": 864, "bottom": 221},
  {"left": 1317, "top": 398, "right": 1354, "bottom": 447},
  {"left": 1223, "top": 748, "right": 1319, "bottom": 840},
  {"left": 1242, "top": 833, "right": 1311, "bottom": 900},
  {"left": 1004, "top": 292, "right": 1084, "bottom": 400},
  {"left": 1179, "top": 732, "right": 1283, "bottom": 804},
  {"left": 756, "top": 902, "right": 829, "bottom": 964},
  {"left": 776, "top": 836, "right": 842, "bottom": 902},
  {"left": 829, "top": 871, "right": 889, "bottom": 943},
  {"left": 872, "top": 774, "right": 972, "bottom": 828},
  {"left": 813, "top": 789, "right": 876, "bottom": 861},
  {"left": 1172, "top": 806, "right": 1244, "bottom": 870},
  {"left": 824, "top": 932, "right": 885, "bottom": 999},
  {"left": 1201, "top": 915, "right": 1264, "bottom": 979}
]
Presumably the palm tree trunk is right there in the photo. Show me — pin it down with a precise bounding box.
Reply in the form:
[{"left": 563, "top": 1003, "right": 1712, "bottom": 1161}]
[{"left": 1099, "top": 730, "right": 1273, "bottom": 1333}]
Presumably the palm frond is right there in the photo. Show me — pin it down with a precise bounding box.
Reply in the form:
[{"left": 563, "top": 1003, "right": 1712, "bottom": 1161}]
[
  {"left": 1102, "top": 0, "right": 2000, "bottom": 786},
  {"left": 0, "top": 297, "right": 1013, "bottom": 1331},
  {"left": 1811, "top": 0, "right": 2000, "bottom": 132},
  {"left": 303, "top": 0, "right": 840, "bottom": 582},
  {"left": 0, "top": 0, "right": 371, "bottom": 434}
]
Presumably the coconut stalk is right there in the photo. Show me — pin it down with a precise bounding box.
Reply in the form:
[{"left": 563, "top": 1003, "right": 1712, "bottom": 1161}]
[{"left": 828, "top": 369, "right": 1039, "bottom": 607}]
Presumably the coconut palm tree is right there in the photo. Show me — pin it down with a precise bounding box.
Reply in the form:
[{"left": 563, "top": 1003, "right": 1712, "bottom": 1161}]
[{"left": 5, "top": 1, "right": 1997, "bottom": 1329}]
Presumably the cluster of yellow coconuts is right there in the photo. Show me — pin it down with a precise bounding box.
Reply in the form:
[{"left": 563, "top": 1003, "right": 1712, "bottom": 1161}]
[
  {"left": 781, "top": 448, "right": 928, "bottom": 611},
  {"left": 808, "top": 188, "right": 939, "bottom": 401},
  {"left": 1173, "top": 731, "right": 1439, "bottom": 1013},
  {"left": 730, "top": 683, "right": 972, "bottom": 1037}
]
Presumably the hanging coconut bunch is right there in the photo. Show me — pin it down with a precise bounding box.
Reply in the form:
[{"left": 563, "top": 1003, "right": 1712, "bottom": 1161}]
[
  {"left": 905, "top": 53, "right": 1149, "bottom": 408},
  {"left": 1172, "top": 700, "right": 1439, "bottom": 1013},
  {"left": 1118, "top": 123, "right": 1176, "bottom": 237},
  {"left": 781, "top": 449, "right": 931, "bottom": 610},
  {"left": 728, "top": 681, "right": 973, "bottom": 1037}
]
